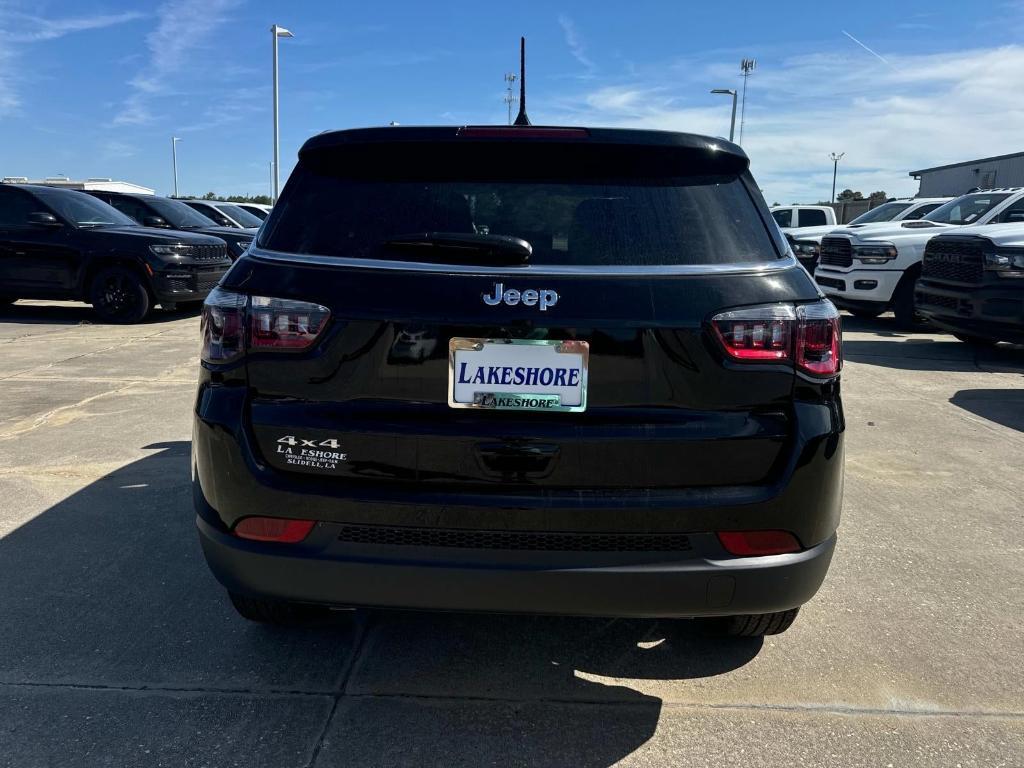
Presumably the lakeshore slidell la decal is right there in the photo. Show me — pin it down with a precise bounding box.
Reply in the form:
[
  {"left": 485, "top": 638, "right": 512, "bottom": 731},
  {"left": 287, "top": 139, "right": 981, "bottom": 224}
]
[{"left": 275, "top": 435, "right": 348, "bottom": 471}]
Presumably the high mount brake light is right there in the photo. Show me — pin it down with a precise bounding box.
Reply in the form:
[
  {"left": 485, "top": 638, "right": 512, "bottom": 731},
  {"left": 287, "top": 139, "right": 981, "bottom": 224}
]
[
  {"left": 200, "top": 287, "right": 331, "bottom": 363},
  {"left": 710, "top": 300, "right": 842, "bottom": 376},
  {"left": 458, "top": 126, "right": 589, "bottom": 139}
]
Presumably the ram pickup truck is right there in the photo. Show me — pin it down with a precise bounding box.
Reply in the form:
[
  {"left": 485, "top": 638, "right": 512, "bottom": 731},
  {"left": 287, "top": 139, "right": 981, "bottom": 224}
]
[
  {"left": 770, "top": 205, "right": 836, "bottom": 230},
  {"left": 787, "top": 198, "right": 949, "bottom": 272},
  {"left": 915, "top": 222, "right": 1024, "bottom": 345},
  {"left": 813, "top": 188, "right": 1024, "bottom": 326}
]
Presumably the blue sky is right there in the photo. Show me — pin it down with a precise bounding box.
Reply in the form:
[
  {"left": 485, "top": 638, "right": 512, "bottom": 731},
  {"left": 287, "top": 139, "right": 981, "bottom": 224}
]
[{"left": 1, "top": 0, "right": 1023, "bottom": 203}]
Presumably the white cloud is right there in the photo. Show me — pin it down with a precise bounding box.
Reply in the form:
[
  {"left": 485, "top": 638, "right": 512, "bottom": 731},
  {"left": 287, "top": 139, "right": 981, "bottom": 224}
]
[
  {"left": 557, "top": 14, "right": 595, "bottom": 74},
  {"left": 535, "top": 43, "right": 1024, "bottom": 205},
  {"left": 0, "top": 7, "right": 143, "bottom": 117},
  {"left": 114, "top": 0, "right": 241, "bottom": 126}
]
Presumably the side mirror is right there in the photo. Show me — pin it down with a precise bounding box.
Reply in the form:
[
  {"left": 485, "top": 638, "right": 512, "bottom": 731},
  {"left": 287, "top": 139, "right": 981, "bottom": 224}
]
[
  {"left": 27, "top": 212, "right": 61, "bottom": 227},
  {"left": 143, "top": 216, "right": 169, "bottom": 228}
]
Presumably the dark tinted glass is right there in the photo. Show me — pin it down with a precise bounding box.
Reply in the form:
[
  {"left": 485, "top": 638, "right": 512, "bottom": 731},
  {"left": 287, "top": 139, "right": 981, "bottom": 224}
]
[
  {"left": 800, "top": 209, "right": 828, "bottom": 226},
  {"left": 216, "top": 204, "right": 262, "bottom": 228},
  {"left": 849, "top": 202, "right": 910, "bottom": 224},
  {"left": 0, "top": 188, "right": 37, "bottom": 227},
  {"left": 145, "top": 198, "right": 217, "bottom": 228},
  {"left": 771, "top": 209, "right": 793, "bottom": 228},
  {"left": 265, "top": 169, "right": 778, "bottom": 266},
  {"left": 33, "top": 189, "right": 136, "bottom": 227}
]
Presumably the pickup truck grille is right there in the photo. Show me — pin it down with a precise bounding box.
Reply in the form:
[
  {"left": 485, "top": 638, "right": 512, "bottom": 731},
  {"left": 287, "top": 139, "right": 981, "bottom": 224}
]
[
  {"left": 922, "top": 239, "right": 985, "bottom": 284},
  {"left": 820, "top": 237, "right": 853, "bottom": 268}
]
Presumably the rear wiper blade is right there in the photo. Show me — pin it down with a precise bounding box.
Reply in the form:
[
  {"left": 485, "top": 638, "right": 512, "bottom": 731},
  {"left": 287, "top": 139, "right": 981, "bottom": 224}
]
[{"left": 380, "top": 232, "right": 532, "bottom": 266}]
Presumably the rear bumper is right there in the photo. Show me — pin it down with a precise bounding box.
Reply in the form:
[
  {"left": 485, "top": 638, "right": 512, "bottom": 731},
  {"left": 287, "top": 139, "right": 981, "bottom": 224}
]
[
  {"left": 192, "top": 384, "right": 844, "bottom": 616},
  {"left": 916, "top": 279, "right": 1024, "bottom": 343},
  {"left": 197, "top": 514, "right": 836, "bottom": 618}
]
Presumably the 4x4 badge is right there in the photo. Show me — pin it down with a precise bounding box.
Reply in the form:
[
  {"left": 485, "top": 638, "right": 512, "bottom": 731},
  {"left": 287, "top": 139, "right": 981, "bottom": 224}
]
[{"left": 482, "top": 282, "right": 559, "bottom": 311}]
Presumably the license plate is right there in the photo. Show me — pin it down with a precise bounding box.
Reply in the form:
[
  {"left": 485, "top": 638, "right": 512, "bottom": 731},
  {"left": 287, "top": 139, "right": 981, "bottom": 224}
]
[{"left": 448, "top": 338, "right": 589, "bottom": 412}]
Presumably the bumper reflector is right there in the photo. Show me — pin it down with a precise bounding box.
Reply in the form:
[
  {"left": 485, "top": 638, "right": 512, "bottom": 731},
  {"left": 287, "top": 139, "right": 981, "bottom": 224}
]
[
  {"left": 717, "top": 530, "right": 802, "bottom": 556},
  {"left": 234, "top": 517, "right": 316, "bottom": 543}
]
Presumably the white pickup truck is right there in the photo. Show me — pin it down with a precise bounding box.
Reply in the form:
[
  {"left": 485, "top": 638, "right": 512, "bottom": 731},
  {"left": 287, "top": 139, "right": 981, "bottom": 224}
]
[
  {"left": 785, "top": 198, "right": 950, "bottom": 272},
  {"left": 770, "top": 205, "right": 836, "bottom": 230},
  {"left": 813, "top": 188, "right": 1024, "bottom": 327}
]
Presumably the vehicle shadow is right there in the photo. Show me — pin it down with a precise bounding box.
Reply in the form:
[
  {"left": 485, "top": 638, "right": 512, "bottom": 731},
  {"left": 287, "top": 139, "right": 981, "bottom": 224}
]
[
  {"left": 949, "top": 389, "right": 1024, "bottom": 433},
  {"left": 841, "top": 314, "right": 1024, "bottom": 373},
  {"left": 0, "top": 300, "right": 201, "bottom": 326},
  {"left": 0, "top": 442, "right": 762, "bottom": 767}
]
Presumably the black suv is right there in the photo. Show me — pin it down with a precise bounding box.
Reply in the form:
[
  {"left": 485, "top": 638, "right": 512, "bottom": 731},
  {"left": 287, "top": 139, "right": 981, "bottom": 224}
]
[
  {"left": 0, "top": 184, "right": 231, "bottom": 322},
  {"left": 85, "top": 191, "right": 257, "bottom": 260},
  {"left": 194, "top": 126, "right": 844, "bottom": 636}
]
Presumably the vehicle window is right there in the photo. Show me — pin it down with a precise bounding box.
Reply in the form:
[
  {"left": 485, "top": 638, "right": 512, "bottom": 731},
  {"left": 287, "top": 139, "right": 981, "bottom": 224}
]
[
  {"left": 925, "top": 193, "right": 1011, "bottom": 225},
  {"left": 242, "top": 206, "right": 269, "bottom": 220},
  {"left": 147, "top": 198, "right": 217, "bottom": 228},
  {"left": 188, "top": 203, "right": 230, "bottom": 225},
  {"left": 214, "top": 204, "right": 262, "bottom": 228},
  {"left": 771, "top": 209, "right": 793, "bottom": 228},
  {"left": 848, "top": 202, "right": 910, "bottom": 224},
  {"left": 799, "top": 209, "right": 828, "bottom": 226},
  {"left": 265, "top": 170, "right": 780, "bottom": 266},
  {"left": 0, "top": 188, "right": 38, "bottom": 227},
  {"left": 902, "top": 203, "right": 942, "bottom": 220},
  {"left": 33, "top": 189, "right": 137, "bottom": 227},
  {"left": 109, "top": 198, "right": 151, "bottom": 224},
  {"left": 993, "top": 198, "right": 1024, "bottom": 224}
]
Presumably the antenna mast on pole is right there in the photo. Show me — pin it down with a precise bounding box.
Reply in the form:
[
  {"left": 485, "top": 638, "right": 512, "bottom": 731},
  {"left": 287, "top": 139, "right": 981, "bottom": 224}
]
[
  {"left": 513, "top": 37, "right": 531, "bottom": 126},
  {"left": 738, "top": 58, "right": 756, "bottom": 146},
  {"left": 503, "top": 73, "right": 518, "bottom": 125}
]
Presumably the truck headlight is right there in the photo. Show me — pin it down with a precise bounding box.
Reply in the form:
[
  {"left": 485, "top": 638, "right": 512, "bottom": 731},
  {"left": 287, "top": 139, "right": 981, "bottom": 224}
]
[
  {"left": 852, "top": 243, "right": 898, "bottom": 264},
  {"left": 984, "top": 248, "right": 1024, "bottom": 278},
  {"left": 792, "top": 241, "right": 820, "bottom": 257}
]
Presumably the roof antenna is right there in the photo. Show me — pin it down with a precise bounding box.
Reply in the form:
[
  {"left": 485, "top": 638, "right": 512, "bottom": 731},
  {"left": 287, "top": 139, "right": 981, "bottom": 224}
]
[{"left": 513, "top": 36, "right": 531, "bottom": 126}]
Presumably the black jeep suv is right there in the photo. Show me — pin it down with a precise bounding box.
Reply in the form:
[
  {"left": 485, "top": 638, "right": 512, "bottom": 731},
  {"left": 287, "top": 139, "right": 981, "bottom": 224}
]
[
  {"left": 194, "top": 126, "right": 844, "bottom": 636},
  {"left": 0, "top": 184, "right": 231, "bottom": 322},
  {"left": 84, "top": 191, "right": 257, "bottom": 260}
]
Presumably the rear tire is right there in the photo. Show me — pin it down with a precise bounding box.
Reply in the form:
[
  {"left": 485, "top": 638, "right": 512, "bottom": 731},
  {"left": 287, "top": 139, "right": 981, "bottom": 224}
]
[
  {"left": 953, "top": 333, "right": 1001, "bottom": 348},
  {"left": 228, "top": 591, "right": 329, "bottom": 626},
  {"left": 723, "top": 608, "right": 800, "bottom": 636},
  {"left": 89, "top": 266, "right": 151, "bottom": 324}
]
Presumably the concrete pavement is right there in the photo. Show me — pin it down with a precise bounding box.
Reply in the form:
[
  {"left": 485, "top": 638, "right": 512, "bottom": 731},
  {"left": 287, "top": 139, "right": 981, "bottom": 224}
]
[{"left": 0, "top": 300, "right": 1021, "bottom": 767}]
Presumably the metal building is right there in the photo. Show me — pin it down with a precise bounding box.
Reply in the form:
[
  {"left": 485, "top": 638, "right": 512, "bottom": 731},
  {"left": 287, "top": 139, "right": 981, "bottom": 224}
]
[{"left": 910, "top": 152, "right": 1024, "bottom": 196}]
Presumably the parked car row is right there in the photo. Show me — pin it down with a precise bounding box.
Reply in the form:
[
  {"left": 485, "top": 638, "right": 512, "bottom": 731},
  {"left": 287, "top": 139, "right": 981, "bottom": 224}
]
[
  {"left": 811, "top": 187, "right": 1024, "bottom": 342},
  {"left": 0, "top": 183, "right": 267, "bottom": 322},
  {"left": 785, "top": 197, "right": 951, "bottom": 272}
]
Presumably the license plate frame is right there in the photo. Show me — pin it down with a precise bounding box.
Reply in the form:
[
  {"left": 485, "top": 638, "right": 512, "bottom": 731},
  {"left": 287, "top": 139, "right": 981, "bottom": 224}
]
[{"left": 448, "top": 338, "right": 589, "bottom": 413}]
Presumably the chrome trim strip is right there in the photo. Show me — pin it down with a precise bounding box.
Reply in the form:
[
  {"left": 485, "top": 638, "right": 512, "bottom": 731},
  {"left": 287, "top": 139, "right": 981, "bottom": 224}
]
[{"left": 247, "top": 248, "right": 798, "bottom": 277}]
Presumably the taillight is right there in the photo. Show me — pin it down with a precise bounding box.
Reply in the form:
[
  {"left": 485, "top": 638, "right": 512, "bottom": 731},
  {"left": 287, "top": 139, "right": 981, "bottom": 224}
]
[
  {"left": 795, "top": 302, "right": 842, "bottom": 375},
  {"left": 250, "top": 296, "right": 331, "bottom": 350},
  {"left": 200, "top": 287, "right": 246, "bottom": 363},
  {"left": 234, "top": 516, "right": 316, "bottom": 543},
  {"left": 717, "top": 530, "right": 802, "bottom": 556},
  {"left": 710, "top": 300, "right": 841, "bottom": 376},
  {"left": 200, "top": 288, "right": 331, "bottom": 364}
]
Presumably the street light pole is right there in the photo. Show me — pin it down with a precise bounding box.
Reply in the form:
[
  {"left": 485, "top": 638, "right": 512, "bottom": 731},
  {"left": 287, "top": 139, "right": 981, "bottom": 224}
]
[
  {"left": 171, "top": 137, "right": 181, "bottom": 197},
  {"left": 710, "top": 89, "right": 737, "bottom": 142},
  {"left": 829, "top": 152, "right": 845, "bottom": 203},
  {"left": 271, "top": 24, "right": 294, "bottom": 203}
]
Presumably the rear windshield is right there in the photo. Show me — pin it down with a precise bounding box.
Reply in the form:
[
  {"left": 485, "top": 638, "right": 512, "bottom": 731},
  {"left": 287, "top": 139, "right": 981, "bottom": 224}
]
[{"left": 263, "top": 158, "right": 778, "bottom": 267}]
